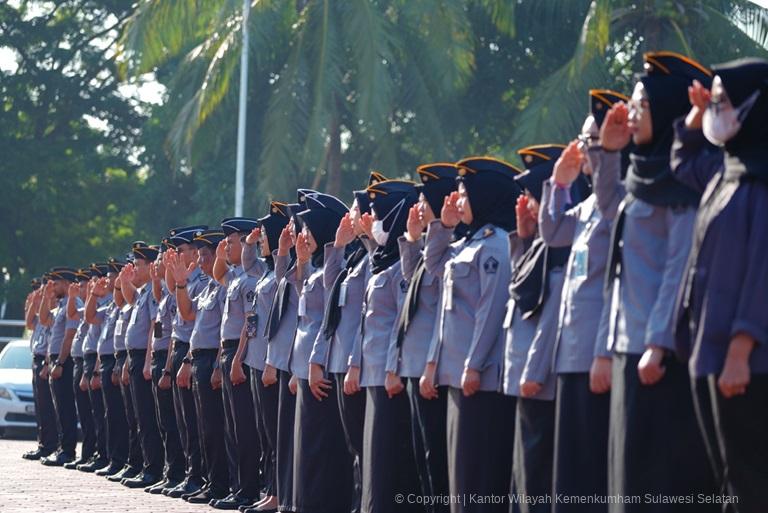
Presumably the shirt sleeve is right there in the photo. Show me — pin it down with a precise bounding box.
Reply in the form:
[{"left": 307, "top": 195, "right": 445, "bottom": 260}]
[
  {"left": 464, "top": 241, "right": 512, "bottom": 371},
  {"left": 398, "top": 235, "right": 424, "bottom": 282},
  {"left": 323, "top": 243, "right": 345, "bottom": 289},
  {"left": 539, "top": 179, "right": 580, "bottom": 248},
  {"left": 730, "top": 188, "right": 768, "bottom": 346},
  {"left": 590, "top": 147, "right": 626, "bottom": 221},
  {"left": 670, "top": 117, "right": 724, "bottom": 194},
  {"left": 645, "top": 207, "right": 696, "bottom": 351},
  {"left": 424, "top": 220, "right": 455, "bottom": 278}
]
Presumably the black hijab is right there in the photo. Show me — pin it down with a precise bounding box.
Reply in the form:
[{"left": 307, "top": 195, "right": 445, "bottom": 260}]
[
  {"left": 367, "top": 180, "right": 418, "bottom": 274},
  {"left": 295, "top": 192, "right": 348, "bottom": 268},
  {"left": 625, "top": 52, "right": 712, "bottom": 207}
]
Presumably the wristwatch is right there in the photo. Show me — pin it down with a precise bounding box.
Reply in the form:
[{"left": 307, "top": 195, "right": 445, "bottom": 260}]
[
  {"left": 163, "top": 369, "right": 172, "bottom": 377},
  {"left": 93, "top": 371, "right": 100, "bottom": 377},
  {"left": 182, "top": 357, "right": 191, "bottom": 365},
  {"left": 175, "top": 283, "right": 187, "bottom": 290}
]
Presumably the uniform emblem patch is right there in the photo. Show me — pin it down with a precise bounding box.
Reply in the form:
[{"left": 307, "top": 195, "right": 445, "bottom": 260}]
[
  {"left": 246, "top": 290, "right": 255, "bottom": 303},
  {"left": 483, "top": 256, "right": 499, "bottom": 274}
]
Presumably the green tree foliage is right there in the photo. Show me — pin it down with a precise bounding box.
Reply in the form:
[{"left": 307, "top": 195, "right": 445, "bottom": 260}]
[{"left": 0, "top": 0, "right": 145, "bottom": 317}]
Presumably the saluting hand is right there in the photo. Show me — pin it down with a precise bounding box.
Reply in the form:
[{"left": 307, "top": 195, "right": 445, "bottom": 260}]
[
  {"left": 67, "top": 282, "right": 79, "bottom": 298},
  {"left": 215, "top": 239, "right": 227, "bottom": 260},
  {"left": 385, "top": 371, "right": 404, "bottom": 399},
  {"left": 309, "top": 363, "right": 332, "bottom": 401},
  {"left": 405, "top": 205, "right": 423, "bottom": 242},
  {"left": 92, "top": 277, "right": 109, "bottom": 297},
  {"left": 358, "top": 213, "right": 374, "bottom": 240},
  {"left": 245, "top": 227, "right": 261, "bottom": 246},
  {"left": 600, "top": 103, "right": 632, "bottom": 152},
  {"left": 441, "top": 192, "right": 461, "bottom": 229},
  {"left": 553, "top": 141, "right": 584, "bottom": 186},
  {"left": 44, "top": 281, "right": 55, "bottom": 300},
  {"left": 685, "top": 79, "right": 711, "bottom": 130},
  {"left": 334, "top": 214, "right": 356, "bottom": 248},
  {"left": 295, "top": 232, "right": 311, "bottom": 264},
  {"left": 277, "top": 225, "right": 294, "bottom": 256},
  {"left": 515, "top": 196, "right": 537, "bottom": 239}
]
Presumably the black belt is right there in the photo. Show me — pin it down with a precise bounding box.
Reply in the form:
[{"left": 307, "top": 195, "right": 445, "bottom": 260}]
[
  {"left": 115, "top": 350, "right": 127, "bottom": 358},
  {"left": 73, "top": 356, "right": 84, "bottom": 362},
  {"left": 33, "top": 354, "right": 46, "bottom": 363},
  {"left": 191, "top": 348, "right": 218, "bottom": 357},
  {"left": 173, "top": 339, "right": 190, "bottom": 346},
  {"left": 127, "top": 349, "right": 147, "bottom": 358},
  {"left": 152, "top": 349, "right": 168, "bottom": 358},
  {"left": 222, "top": 339, "right": 239, "bottom": 349},
  {"left": 84, "top": 351, "right": 97, "bottom": 357}
]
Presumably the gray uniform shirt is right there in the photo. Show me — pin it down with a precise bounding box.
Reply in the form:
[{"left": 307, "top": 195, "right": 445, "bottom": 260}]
[
  {"left": 189, "top": 278, "right": 226, "bottom": 350},
  {"left": 265, "top": 253, "right": 300, "bottom": 372},
  {"left": 30, "top": 321, "right": 49, "bottom": 356},
  {"left": 385, "top": 235, "right": 441, "bottom": 378},
  {"left": 424, "top": 221, "right": 511, "bottom": 392},
  {"left": 97, "top": 301, "right": 118, "bottom": 356},
  {"left": 503, "top": 267, "right": 565, "bottom": 400},
  {"left": 591, "top": 148, "right": 696, "bottom": 355},
  {"left": 243, "top": 267, "right": 277, "bottom": 371},
  {"left": 153, "top": 286, "right": 174, "bottom": 351},
  {"left": 221, "top": 266, "right": 257, "bottom": 341},
  {"left": 125, "top": 285, "right": 157, "bottom": 351},
  {"left": 309, "top": 243, "right": 372, "bottom": 374},
  {"left": 83, "top": 294, "right": 112, "bottom": 354},
  {"left": 351, "top": 261, "right": 406, "bottom": 387},
  {"left": 113, "top": 304, "right": 133, "bottom": 352},
  {"left": 71, "top": 317, "right": 88, "bottom": 358},
  {"left": 49, "top": 297, "right": 79, "bottom": 356},
  {"left": 289, "top": 263, "right": 324, "bottom": 380},
  {"left": 172, "top": 267, "right": 209, "bottom": 342},
  {"left": 540, "top": 181, "right": 613, "bottom": 373}
]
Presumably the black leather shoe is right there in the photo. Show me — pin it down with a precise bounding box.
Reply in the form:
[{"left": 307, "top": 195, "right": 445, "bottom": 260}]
[
  {"left": 95, "top": 463, "right": 124, "bottom": 477},
  {"left": 181, "top": 483, "right": 209, "bottom": 501},
  {"left": 185, "top": 488, "right": 228, "bottom": 504},
  {"left": 78, "top": 457, "right": 109, "bottom": 472},
  {"left": 241, "top": 507, "right": 277, "bottom": 513},
  {"left": 144, "top": 479, "right": 169, "bottom": 494},
  {"left": 22, "top": 448, "right": 54, "bottom": 461},
  {"left": 63, "top": 456, "right": 89, "bottom": 470},
  {"left": 160, "top": 479, "right": 182, "bottom": 495},
  {"left": 41, "top": 452, "right": 75, "bottom": 467},
  {"left": 107, "top": 466, "right": 138, "bottom": 482},
  {"left": 168, "top": 479, "right": 204, "bottom": 498},
  {"left": 122, "top": 472, "right": 161, "bottom": 489},
  {"left": 211, "top": 494, "right": 255, "bottom": 510}
]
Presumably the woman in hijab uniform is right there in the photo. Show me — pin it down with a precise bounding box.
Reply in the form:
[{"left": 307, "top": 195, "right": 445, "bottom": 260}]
[
  {"left": 384, "top": 163, "right": 459, "bottom": 513},
  {"left": 423, "top": 157, "right": 517, "bottom": 513},
  {"left": 309, "top": 172, "right": 384, "bottom": 513},
  {"left": 346, "top": 179, "right": 422, "bottom": 513},
  {"left": 263, "top": 193, "right": 309, "bottom": 513},
  {"left": 236, "top": 202, "right": 290, "bottom": 512},
  {"left": 595, "top": 51, "right": 719, "bottom": 511},
  {"left": 540, "top": 90, "right": 627, "bottom": 512},
  {"left": 503, "top": 145, "right": 573, "bottom": 513},
  {"left": 673, "top": 59, "right": 768, "bottom": 513},
  {"left": 290, "top": 192, "right": 355, "bottom": 513}
]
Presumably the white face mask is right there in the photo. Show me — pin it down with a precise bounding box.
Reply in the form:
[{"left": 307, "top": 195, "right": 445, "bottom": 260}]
[
  {"left": 703, "top": 89, "right": 760, "bottom": 146},
  {"left": 371, "top": 220, "right": 389, "bottom": 246}
]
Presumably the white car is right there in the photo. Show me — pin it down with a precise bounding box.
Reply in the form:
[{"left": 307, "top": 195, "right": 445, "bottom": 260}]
[{"left": 0, "top": 339, "right": 35, "bottom": 436}]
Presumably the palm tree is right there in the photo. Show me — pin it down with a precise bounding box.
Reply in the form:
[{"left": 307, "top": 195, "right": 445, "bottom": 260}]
[
  {"left": 119, "top": 0, "right": 516, "bottom": 199},
  {"left": 506, "top": 0, "right": 768, "bottom": 151}
]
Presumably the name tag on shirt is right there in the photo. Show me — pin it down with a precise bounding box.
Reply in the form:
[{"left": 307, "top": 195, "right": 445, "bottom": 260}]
[
  {"left": 298, "top": 295, "right": 307, "bottom": 317},
  {"left": 572, "top": 243, "right": 589, "bottom": 280},
  {"left": 445, "top": 268, "right": 454, "bottom": 311},
  {"left": 246, "top": 314, "right": 258, "bottom": 338},
  {"left": 153, "top": 322, "right": 163, "bottom": 339},
  {"left": 115, "top": 320, "right": 124, "bottom": 336},
  {"left": 338, "top": 282, "right": 348, "bottom": 307},
  {"left": 502, "top": 300, "right": 514, "bottom": 329}
]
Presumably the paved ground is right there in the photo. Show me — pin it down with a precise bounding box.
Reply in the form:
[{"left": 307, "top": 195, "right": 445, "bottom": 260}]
[{"left": 0, "top": 438, "right": 214, "bottom": 513}]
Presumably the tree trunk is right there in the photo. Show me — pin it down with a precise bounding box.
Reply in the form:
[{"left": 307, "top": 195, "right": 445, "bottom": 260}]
[{"left": 325, "top": 108, "right": 342, "bottom": 196}]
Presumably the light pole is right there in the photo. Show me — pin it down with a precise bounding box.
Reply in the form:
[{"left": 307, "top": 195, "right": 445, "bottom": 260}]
[{"left": 234, "top": 0, "right": 250, "bottom": 216}]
